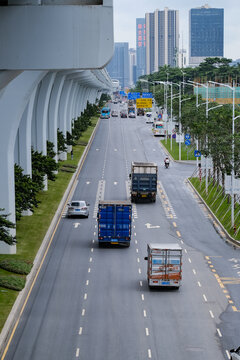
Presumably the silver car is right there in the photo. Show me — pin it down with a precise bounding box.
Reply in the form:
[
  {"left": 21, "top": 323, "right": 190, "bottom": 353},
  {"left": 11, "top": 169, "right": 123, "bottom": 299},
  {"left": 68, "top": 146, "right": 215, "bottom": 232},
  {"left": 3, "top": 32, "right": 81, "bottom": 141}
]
[
  {"left": 67, "top": 200, "right": 89, "bottom": 218},
  {"left": 230, "top": 347, "right": 240, "bottom": 360}
]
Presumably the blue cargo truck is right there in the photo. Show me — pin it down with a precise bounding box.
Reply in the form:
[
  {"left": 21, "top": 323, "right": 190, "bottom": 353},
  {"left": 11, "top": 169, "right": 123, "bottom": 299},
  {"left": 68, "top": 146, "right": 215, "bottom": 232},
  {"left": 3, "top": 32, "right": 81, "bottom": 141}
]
[
  {"left": 130, "top": 162, "right": 158, "bottom": 202},
  {"left": 98, "top": 200, "right": 132, "bottom": 247}
]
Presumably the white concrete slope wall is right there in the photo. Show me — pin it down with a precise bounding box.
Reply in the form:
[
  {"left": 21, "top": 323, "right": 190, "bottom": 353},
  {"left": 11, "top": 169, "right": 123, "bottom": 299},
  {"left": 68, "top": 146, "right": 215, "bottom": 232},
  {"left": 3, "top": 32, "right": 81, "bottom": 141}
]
[{"left": 0, "top": 1, "right": 113, "bottom": 254}]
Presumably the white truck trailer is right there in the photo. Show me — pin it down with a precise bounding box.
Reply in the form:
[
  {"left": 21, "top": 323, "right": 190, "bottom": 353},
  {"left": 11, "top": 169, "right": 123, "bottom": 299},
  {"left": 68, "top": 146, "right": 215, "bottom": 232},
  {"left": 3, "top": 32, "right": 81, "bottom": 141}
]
[{"left": 145, "top": 243, "right": 182, "bottom": 288}]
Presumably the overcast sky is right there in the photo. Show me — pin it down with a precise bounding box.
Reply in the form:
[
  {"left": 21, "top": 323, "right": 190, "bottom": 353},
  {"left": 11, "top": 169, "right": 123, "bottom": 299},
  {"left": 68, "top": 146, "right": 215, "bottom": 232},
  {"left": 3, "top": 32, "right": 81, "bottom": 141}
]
[{"left": 113, "top": 0, "right": 240, "bottom": 62}]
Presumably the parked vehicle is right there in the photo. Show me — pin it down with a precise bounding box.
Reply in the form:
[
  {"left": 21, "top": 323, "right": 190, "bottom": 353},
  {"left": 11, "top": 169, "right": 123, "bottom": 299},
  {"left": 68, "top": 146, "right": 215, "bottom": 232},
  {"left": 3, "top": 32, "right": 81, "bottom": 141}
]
[
  {"left": 128, "top": 106, "right": 136, "bottom": 118},
  {"left": 100, "top": 107, "right": 111, "bottom": 119},
  {"left": 230, "top": 347, "right": 240, "bottom": 360},
  {"left": 152, "top": 120, "right": 166, "bottom": 136},
  {"left": 120, "top": 110, "right": 128, "bottom": 118},
  {"left": 144, "top": 243, "right": 182, "bottom": 288},
  {"left": 137, "top": 108, "right": 145, "bottom": 116},
  {"left": 129, "top": 162, "right": 158, "bottom": 202},
  {"left": 145, "top": 112, "right": 153, "bottom": 123},
  {"left": 111, "top": 110, "right": 118, "bottom": 117},
  {"left": 67, "top": 200, "right": 89, "bottom": 218},
  {"left": 98, "top": 200, "right": 132, "bottom": 247}
]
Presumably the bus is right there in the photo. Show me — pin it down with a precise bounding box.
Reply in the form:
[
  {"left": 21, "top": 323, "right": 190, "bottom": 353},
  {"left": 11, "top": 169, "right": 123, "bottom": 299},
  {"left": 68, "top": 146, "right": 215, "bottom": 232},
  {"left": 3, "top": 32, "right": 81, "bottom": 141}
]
[
  {"left": 100, "top": 107, "right": 111, "bottom": 119},
  {"left": 152, "top": 120, "right": 166, "bottom": 136}
]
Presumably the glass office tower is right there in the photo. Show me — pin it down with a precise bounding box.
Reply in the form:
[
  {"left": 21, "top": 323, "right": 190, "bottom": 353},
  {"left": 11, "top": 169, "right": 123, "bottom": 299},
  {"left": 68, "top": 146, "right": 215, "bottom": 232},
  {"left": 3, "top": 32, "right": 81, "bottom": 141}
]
[{"left": 189, "top": 5, "right": 224, "bottom": 66}]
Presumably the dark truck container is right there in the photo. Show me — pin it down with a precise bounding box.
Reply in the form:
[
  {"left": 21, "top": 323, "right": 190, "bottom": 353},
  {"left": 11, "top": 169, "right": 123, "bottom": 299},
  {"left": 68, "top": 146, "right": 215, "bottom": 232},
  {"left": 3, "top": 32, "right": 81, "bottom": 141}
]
[
  {"left": 130, "top": 162, "right": 158, "bottom": 202},
  {"left": 98, "top": 200, "right": 132, "bottom": 247}
]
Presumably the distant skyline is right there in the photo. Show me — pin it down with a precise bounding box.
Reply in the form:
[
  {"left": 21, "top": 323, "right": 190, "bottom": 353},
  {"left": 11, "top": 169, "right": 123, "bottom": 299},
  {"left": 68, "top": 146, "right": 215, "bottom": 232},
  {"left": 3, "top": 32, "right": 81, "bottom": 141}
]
[{"left": 113, "top": 0, "right": 240, "bottom": 63}]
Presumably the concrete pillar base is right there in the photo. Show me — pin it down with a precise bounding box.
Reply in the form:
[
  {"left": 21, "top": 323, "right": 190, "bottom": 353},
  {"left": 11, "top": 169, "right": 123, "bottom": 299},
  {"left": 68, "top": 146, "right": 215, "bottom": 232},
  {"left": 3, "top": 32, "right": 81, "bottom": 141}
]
[
  {"left": 58, "top": 152, "right": 67, "bottom": 161},
  {"left": 22, "top": 209, "right": 33, "bottom": 216},
  {"left": 43, "top": 174, "right": 48, "bottom": 191},
  {"left": 0, "top": 242, "right": 16, "bottom": 255}
]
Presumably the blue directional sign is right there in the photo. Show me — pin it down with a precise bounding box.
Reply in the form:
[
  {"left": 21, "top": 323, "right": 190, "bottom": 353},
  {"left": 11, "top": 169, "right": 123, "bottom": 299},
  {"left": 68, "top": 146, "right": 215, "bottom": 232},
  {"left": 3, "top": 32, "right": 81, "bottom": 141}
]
[
  {"left": 119, "top": 91, "right": 126, "bottom": 96},
  {"left": 128, "top": 92, "right": 140, "bottom": 100},
  {"left": 185, "top": 133, "right": 191, "bottom": 140},
  {"left": 194, "top": 150, "right": 201, "bottom": 157},
  {"left": 172, "top": 134, "right": 176, "bottom": 139},
  {"left": 158, "top": 114, "right": 162, "bottom": 119},
  {"left": 185, "top": 140, "right": 191, "bottom": 146},
  {"left": 142, "top": 92, "right": 153, "bottom": 98}
]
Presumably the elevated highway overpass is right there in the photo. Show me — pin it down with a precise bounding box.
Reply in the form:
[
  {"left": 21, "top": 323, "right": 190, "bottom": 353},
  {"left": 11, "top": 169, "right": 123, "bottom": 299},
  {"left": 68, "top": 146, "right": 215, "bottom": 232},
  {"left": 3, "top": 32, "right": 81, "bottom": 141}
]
[{"left": 0, "top": 0, "right": 114, "bottom": 253}]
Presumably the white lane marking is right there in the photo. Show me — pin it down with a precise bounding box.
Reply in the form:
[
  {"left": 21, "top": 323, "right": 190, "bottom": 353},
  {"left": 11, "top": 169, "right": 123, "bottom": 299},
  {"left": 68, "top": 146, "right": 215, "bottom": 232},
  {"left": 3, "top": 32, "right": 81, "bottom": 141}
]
[
  {"left": 140, "top": 281, "right": 143, "bottom": 287},
  {"left": 86, "top": 280, "right": 89, "bottom": 286},
  {"left": 188, "top": 258, "right": 192, "bottom": 263},
  {"left": 226, "top": 350, "right": 231, "bottom": 359},
  {"left": 193, "top": 269, "right": 196, "bottom": 275},
  {"left": 198, "top": 281, "right": 202, "bottom": 287},
  {"left": 96, "top": 149, "right": 99, "bottom": 151},
  {"left": 92, "top": 239, "right": 95, "bottom": 244},
  {"left": 203, "top": 294, "right": 208, "bottom": 302},
  {"left": 145, "top": 328, "right": 149, "bottom": 336},
  {"left": 79, "top": 327, "right": 83, "bottom": 335},
  {"left": 114, "top": 182, "right": 118, "bottom": 185},
  {"left": 93, "top": 232, "right": 96, "bottom": 236},
  {"left": 89, "top": 257, "right": 93, "bottom": 263},
  {"left": 137, "top": 258, "right": 140, "bottom": 263},
  {"left": 84, "top": 293, "right": 87, "bottom": 300},
  {"left": 91, "top": 248, "right": 94, "bottom": 252},
  {"left": 143, "top": 310, "right": 147, "bottom": 318},
  {"left": 95, "top": 225, "right": 97, "bottom": 228},
  {"left": 135, "top": 240, "right": 138, "bottom": 244},
  {"left": 134, "top": 232, "right": 137, "bottom": 236},
  {"left": 86, "top": 181, "right": 90, "bottom": 185},
  {"left": 136, "top": 248, "right": 139, "bottom": 253},
  {"left": 88, "top": 268, "right": 91, "bottom": 273},
  {"left": 76, "top": 348, "right": 80, "bottom": 357},
  {"left": 145, "top": 223, "right": 160, "bottom": 229},
  {"left": 138, "top": 268, "right": 142, "bottom": 274},
  {"left": 180, "top": 240, "right": 184, "bottom": 244},
  {"left": 82, "top": 309, "right": 85, "bottom": 316},
  {"left": 184, "top": 249, "right": 187, "bottom": 253},
  {"left": 74, "top": 223, "right": 81, "bottom": 229},
  {"left": 148, "top": 349, "right": 152, "bottom": 358},
  {"left": 133, "top": 225, "right": 136, "bottom": 229},
  {"left": 141, "top": 294, "right": 144, "bottom": 301},
  {"left": 209, "top": 310, "right": 214, "bottom": 318},
  {"left": 217, "top": 328, "right": 222, "bottom": 337},
  {"left": 114, "top": 148, "right": 118, "bottom": 151}
]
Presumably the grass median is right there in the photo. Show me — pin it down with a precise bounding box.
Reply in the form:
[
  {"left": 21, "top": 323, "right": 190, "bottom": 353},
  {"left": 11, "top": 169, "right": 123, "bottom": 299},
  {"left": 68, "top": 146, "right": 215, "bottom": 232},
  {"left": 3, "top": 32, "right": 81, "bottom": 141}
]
[
  {"left": 190, "top": 177, "right": 240, "bottom": 242},
  {"left": 0, "top": 117, "right": 98, "bottom": 332},
  {"left": 160, "top": 138, "right": 196, "bottom": 161}
]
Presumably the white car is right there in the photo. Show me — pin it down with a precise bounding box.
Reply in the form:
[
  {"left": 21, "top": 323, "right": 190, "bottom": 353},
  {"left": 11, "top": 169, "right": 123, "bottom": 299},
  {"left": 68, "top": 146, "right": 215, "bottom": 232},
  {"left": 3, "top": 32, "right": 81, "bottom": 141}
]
[
  {"left": 230, "top": 347, "right": 240, "bottom": 360},
  {"left": 67, "top": 200, "right": 89, "bottom": 218}
]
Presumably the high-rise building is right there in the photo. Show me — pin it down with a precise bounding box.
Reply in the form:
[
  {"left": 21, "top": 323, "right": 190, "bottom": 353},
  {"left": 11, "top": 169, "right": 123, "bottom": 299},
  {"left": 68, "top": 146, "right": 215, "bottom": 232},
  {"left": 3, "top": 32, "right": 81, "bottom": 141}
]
[
  {"left": 106, "top": 42, "right": 130, "bottom": 89},
  {"left": 146, "top": 8, "right": 179, "bottom": 74},
  {"left": 129, "top": 48, "right": 137, "bottom": 87},
  {"left": 136, "top": 18, "right": 146, "bottom": 80},
  {"left": 189, "top": 5, "right": 224, "bottom": 67}
]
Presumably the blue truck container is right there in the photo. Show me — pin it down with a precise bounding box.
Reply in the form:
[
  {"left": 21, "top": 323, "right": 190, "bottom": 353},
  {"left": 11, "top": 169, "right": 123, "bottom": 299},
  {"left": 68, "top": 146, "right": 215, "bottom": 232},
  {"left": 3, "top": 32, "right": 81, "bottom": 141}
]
[
  {"left": 98, "top": 200, "right": 132, "bottom": 247},
  {"left": 130, "top": 162, "right": 158, "bottom": 202}
]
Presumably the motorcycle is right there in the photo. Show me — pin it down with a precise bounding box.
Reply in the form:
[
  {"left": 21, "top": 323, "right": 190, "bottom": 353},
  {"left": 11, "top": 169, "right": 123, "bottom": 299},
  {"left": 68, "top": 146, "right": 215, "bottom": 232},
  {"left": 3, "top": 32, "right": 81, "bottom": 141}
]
[{"left": 164, "top": 160, "right": 169, "bottom": 169}]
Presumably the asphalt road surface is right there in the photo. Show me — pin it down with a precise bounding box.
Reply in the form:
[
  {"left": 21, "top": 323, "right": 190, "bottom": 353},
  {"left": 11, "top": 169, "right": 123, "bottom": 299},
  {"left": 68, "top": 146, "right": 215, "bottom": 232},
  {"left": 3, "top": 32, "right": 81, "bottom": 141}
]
[{"left": 3, "top": 102, "right": 240, "bottom": 360}]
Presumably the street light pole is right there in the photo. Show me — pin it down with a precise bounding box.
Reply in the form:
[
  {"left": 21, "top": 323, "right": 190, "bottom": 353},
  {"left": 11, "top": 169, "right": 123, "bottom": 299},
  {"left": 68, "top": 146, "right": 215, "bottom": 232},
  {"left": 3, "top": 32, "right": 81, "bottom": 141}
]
[{"left": 209, "top": 80, "right": 239, "bottom": 228}]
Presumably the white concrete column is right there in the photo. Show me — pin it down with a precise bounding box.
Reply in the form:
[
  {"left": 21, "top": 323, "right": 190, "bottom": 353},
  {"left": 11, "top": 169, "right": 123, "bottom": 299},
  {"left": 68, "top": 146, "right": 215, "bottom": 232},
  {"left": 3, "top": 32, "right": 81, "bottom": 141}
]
[
  {"left": 0, "top": 70, "right": 45, "bottom": 254},
  {"left": 48, "top": 73, "right": 66, "bottom": 162},
  {"left": 67, "top": 82, "right": 78, "bottom": 133},
  {"left": 34, "top": 72, "right": 56, "bottom": 190}
]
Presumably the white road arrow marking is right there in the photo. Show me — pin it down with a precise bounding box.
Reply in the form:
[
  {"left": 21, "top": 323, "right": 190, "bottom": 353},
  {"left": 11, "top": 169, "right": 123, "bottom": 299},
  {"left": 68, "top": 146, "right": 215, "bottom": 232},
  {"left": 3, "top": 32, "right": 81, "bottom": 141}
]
[
  {"left": 145, "top": 223, "right": 160, "bottom": 229},
  {"left": 96, "top": 148, "right": 99, "bottom": 151},
  {"left": 74, "top": 223, "right": 81, "bottom": 228},
  {"left": 86, "top": 181, "right": 90, "bottom": 184}
]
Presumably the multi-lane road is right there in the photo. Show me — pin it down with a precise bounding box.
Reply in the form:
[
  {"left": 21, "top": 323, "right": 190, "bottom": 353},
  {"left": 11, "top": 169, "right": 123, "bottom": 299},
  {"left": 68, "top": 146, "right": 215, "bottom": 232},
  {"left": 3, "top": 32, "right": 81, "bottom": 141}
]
[{"left": 3, "top": 102, "right": 240, "bottom": 360}]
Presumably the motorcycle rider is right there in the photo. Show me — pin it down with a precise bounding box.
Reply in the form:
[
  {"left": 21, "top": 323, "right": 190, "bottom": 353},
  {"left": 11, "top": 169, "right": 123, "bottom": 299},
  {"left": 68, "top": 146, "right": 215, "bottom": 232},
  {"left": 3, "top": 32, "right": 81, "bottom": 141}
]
[{"left": 164, "top": 156, "right": 170, "bottom": 168}]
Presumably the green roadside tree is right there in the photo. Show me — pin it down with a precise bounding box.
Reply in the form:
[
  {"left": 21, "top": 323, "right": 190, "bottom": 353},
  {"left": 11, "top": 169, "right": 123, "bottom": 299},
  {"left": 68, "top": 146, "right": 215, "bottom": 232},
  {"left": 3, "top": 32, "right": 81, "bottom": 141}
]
[{"left": 0, "top": 209, "right": 16, "bottom": 245}]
